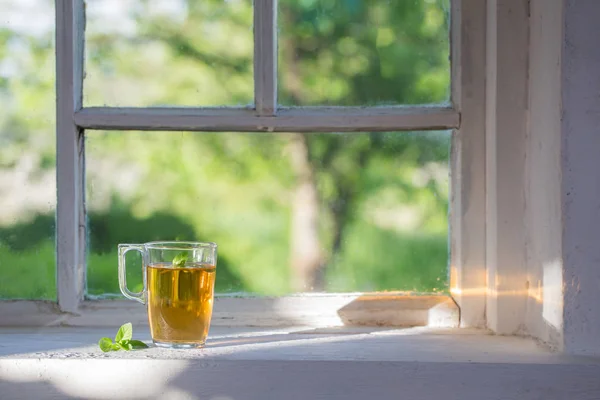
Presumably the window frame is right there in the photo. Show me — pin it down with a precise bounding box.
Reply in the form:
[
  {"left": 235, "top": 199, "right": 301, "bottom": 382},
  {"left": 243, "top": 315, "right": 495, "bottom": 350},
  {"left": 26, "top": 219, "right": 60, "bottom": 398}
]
[{"left": 0, "top": 0, "right": 486, "bottom": 328}]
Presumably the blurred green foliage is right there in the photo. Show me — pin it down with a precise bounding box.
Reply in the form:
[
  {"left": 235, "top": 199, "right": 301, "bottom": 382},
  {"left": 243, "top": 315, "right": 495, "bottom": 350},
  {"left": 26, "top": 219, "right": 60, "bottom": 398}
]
[{"left": 0, "top": 0, "right": 451, "bottom": 299}]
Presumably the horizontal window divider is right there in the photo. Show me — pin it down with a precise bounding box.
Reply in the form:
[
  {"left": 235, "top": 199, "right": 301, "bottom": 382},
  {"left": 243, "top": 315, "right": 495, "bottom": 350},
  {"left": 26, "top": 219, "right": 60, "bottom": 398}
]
[{"left": 74, "top": 106, "right": 459, "bottom": 132}]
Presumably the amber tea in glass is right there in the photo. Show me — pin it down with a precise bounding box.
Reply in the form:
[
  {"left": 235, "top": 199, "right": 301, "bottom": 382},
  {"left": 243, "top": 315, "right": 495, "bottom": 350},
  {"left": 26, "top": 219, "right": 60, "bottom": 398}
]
[{"left": 118, "top": 241, "right": 218, "bottom": 348}]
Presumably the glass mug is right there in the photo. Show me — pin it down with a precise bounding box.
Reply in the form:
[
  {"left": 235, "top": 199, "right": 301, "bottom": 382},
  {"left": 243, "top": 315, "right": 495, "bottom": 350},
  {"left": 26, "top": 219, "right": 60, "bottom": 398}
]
[{"left": 118, "top": 241, "right": 217, "bottom": 348}]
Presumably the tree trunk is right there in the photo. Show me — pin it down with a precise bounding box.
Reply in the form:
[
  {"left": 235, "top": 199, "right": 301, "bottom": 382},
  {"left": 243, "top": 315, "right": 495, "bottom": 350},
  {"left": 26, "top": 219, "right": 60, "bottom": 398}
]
[
  {"left": 281, "top": 8, "right": 325, "bottom": 292},
  {"left": 327, "top": 148, "right": 369, "bottom": 268},
  {"left": 288, "top": 133, "right": 325, "bottom": 291},
  {"left": 329, "top": 188, "right": 350, "bottom": 260}
]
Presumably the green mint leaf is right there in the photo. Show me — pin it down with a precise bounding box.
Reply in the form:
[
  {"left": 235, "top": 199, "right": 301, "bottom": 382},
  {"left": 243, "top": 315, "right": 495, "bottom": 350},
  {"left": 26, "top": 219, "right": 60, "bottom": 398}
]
[
  {"left": 98, "top": 337, "right": 114, "bottom": 352},
  {"left": 100, "top": 322, "right": 148, "bottom": 353},
  {"left": 128, "top": 340, "right": 149, "bottom": 350},
  {"left": 117, "top": 341, "right": 133, "bottom": 351},
  {"left": 115, "top": 322, "right": 133, "bottom": 342},
  {"left": 172, "top": 252, "right": 188, "bottom": 268}
]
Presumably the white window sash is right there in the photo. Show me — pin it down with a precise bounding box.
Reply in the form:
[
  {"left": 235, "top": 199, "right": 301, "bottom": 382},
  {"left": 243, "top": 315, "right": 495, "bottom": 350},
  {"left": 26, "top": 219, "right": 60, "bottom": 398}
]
[{"left": 41, "top": 0, "right": 487, "bottom": 329}]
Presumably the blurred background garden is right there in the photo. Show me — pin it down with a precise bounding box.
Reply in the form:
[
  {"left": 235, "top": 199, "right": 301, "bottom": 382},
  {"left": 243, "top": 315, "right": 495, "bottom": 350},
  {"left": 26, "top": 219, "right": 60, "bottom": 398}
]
[{"left": 0, "top": 0, "right": 451, "bottom": 299}]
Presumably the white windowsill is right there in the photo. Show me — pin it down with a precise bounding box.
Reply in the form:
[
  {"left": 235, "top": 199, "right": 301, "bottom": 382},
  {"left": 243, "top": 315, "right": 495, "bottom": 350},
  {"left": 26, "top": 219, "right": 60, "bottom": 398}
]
[
  {"left": 0, "top": 293, "right": 459, "bottom": 328},
  {"left": 1, "top": 326, "right": 599, "bottom": 400}
]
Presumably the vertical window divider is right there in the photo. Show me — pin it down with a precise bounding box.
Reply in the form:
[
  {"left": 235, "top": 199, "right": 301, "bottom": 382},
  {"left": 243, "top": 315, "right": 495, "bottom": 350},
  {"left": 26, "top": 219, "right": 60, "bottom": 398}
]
[
  {"left": 253, "top": 0, "right": 278, "bottom": 116},
  {"left": 56, "top": 0, "right": 86, "bottom": 312}
]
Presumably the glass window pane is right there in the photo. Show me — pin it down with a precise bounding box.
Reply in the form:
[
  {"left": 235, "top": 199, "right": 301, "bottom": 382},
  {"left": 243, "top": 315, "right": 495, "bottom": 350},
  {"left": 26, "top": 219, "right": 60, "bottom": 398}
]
[
  {"left": 84, "top": 0, "right": 254, "bottom": 107},
  {"left": 278, "top": 0, "right": 450, "bottom": 106},
  {"left": 0, "top": 0, "right": 56, "bottom": 299},
  {"left": 86, "top": 130, "right": 449, "bottom": 297}
]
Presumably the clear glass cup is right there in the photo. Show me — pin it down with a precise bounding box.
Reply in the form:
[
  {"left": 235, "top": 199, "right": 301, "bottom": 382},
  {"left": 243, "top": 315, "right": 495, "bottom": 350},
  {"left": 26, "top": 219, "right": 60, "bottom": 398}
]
[{"left": 118, "top": 241, "right": 218, "bottom": 348}]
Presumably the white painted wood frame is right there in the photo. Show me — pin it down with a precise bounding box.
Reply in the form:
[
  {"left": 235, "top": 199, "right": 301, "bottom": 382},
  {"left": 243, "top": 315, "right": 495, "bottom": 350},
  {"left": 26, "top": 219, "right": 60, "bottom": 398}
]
[
  {"left": 253, "top": 0, "right": 277, "bottom": 116},
  {"left": 485, "top": 0, "right": 530, "bottom": 334},
  {"left": 1, "top": 0, "right": 482, "bottom": 329},
  {"left": 74, "top": 106, "right": 459, "bottom": 132},
  {"left": 56, "top": 0, "right": 86, "bottom": 314},
  {"left": 448, "top": 0, "right": 487, "bottom": 328}
]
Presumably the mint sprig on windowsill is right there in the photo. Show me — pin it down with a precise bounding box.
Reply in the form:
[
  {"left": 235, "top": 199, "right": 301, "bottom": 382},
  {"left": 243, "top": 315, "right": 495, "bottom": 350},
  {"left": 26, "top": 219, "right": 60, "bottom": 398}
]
[{"left": 98, "top": 322, "right": 149, "bottom": 352}]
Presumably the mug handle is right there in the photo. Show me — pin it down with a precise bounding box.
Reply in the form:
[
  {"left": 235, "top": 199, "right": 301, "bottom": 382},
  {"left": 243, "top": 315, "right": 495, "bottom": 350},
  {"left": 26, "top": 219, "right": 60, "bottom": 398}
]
[{"left": 118, "top": 244, "right": 146, "bottom": 304}]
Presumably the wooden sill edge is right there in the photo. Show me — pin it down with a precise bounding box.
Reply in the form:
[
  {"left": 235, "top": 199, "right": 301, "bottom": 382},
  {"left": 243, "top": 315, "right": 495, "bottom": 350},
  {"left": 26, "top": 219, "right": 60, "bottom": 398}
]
[{"left": 0, "top": 293, "right": 459, "bottom": 328}]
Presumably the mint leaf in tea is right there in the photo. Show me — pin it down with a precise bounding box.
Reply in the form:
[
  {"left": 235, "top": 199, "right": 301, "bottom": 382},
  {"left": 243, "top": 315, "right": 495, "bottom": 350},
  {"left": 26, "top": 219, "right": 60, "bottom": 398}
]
[{"left": 172, "top": 252, "right": 188, "bottom": 268}]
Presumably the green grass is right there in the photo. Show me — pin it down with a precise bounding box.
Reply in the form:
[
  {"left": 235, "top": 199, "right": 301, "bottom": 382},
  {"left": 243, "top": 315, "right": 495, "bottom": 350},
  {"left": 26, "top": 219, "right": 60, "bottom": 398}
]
[
  {"left": 326, "top": 223, "right": 448, "bottom": 293},
  {"left": 0, "top": 227, "right": 448, "bottom": 299},
  {"left": 87, "top": 250, "right": 140, "bottom": 297},
  {"left": 0, "top": 240, "right": 56, "bottom": 300}
]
